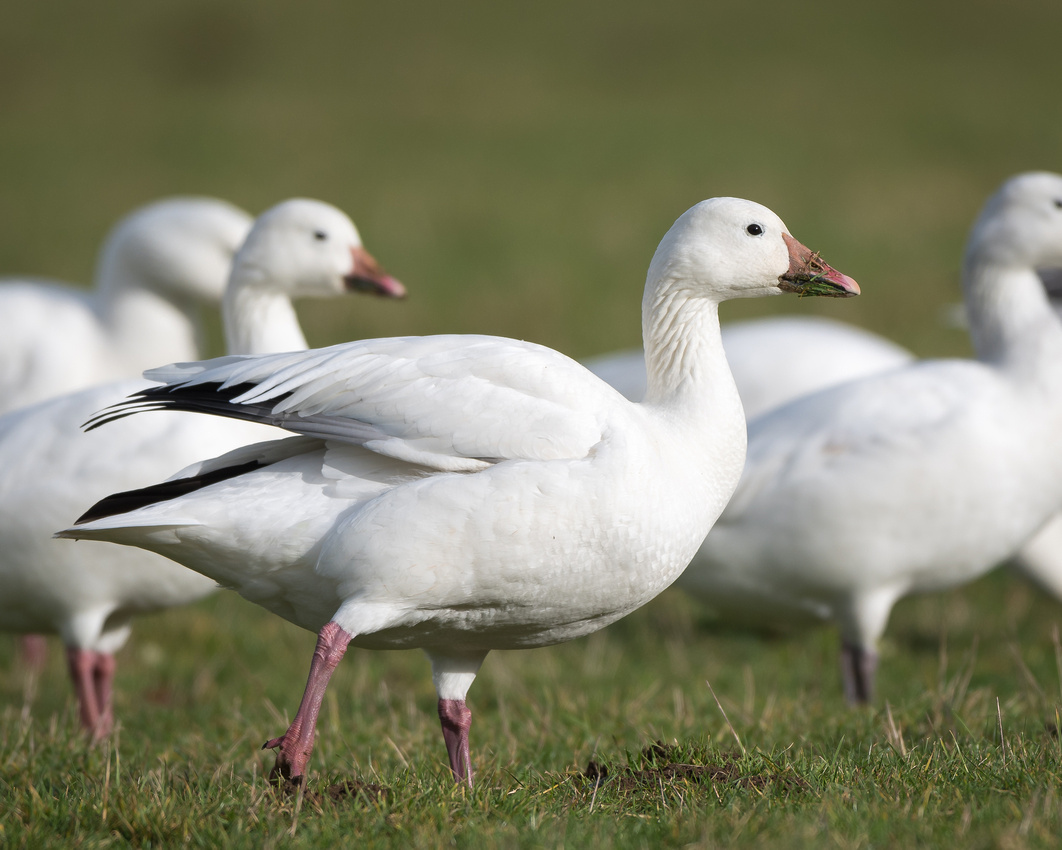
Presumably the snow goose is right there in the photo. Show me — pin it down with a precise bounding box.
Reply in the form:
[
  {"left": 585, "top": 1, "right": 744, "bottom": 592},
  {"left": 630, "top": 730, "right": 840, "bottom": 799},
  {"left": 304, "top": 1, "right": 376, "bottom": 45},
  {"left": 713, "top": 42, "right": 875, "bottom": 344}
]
[
  {"left": 1, "top": 199, "right": 404, "bottom": 737},
  {"left": 0, "top": 197, "right": 253, "bottom": 414},
  {"left": 61, "top": 198, "right": 858, "bottom": 784},
  {"left": 5, "top": 197, "right": 251, "bottom": 673},
  {"left": 674, "top": 172, "right": 1062, "bottom": 703}
]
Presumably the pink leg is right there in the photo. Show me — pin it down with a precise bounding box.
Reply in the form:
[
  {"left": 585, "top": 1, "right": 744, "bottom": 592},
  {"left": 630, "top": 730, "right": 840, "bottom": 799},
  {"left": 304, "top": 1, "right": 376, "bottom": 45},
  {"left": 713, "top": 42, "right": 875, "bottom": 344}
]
[
  {"left": 438, "top": 698, "right": 473, "bottom": 786},
  {"left": 65, "top": 650, "right": 102, "bottom": 735},
  {"left": 65, "top": 648, "right": 117, "bottom": 739},
  {"left": 20, "top": 635, "right": 49, "bottom": 671},
  {"left": 92, "top": 652, "right": 117, "bottom": 737},
  {"left": 263, "top": 620, "right": 352, "bottom": 784}
]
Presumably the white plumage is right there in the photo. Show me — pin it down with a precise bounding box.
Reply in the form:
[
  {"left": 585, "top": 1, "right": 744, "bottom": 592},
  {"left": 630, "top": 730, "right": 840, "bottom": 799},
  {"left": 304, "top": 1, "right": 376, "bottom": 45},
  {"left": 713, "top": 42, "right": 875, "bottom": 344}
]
[
  {"left": 673, "top": 172, "right": 1062, "bottom": 703},
  {"left": 62, "top": 197, "right": 858, "bottom": 783},
  {"left": 0, "top": 197, "right": 253, "bottom": 414},
  {"left": 0, "top": 199, "right": 403, "bottom": 736}
]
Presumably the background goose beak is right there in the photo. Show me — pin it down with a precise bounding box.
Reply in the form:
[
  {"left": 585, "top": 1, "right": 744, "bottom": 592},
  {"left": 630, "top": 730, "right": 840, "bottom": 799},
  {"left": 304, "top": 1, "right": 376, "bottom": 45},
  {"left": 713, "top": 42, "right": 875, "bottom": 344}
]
[{"left": 345, "top": 246, "right": 407, "bottom": 298}]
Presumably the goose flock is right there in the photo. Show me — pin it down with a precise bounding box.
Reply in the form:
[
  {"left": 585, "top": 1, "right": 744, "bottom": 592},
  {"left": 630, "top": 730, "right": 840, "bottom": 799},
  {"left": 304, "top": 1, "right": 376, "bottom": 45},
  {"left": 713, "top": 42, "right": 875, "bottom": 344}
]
[
  {"left": 62, "top": 197, "right": 857, "bottom": 782},
  {"left": 0, "top": 199, "right": 403, "bottom": 737},
  {"left": 591, "top": 172, "right": 1062, "bottom": 702},
  {"left": 3, "top": 173, "right": 1061, "bottom": 786},
  {"left": 1, "top": 198, "right": 254, "bottom": 670}
]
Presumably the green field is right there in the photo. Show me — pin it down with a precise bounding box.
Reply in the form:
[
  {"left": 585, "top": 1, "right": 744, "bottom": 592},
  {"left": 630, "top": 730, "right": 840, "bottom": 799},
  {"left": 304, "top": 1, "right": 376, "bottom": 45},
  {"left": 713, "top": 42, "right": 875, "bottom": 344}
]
[{"left": 2, "top": 1, "right": 1062, "bottom": 846}]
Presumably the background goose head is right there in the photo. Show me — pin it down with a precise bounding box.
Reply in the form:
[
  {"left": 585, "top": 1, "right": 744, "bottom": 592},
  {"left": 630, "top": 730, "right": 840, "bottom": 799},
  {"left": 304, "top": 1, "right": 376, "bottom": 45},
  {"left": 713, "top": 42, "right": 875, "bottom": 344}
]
[
  {"left": 961, "top": 171, "right": 1062, "bottom": 364},
  {"left": 230, "top": 198, "right": 406, "bottom": 301},
  {"left": 97, "top": 197, "right": 253, "bottom": 304},
  {"left": 965, "top": 171, "right": 1062, "bottom": 272},
  {"left": 645, "top": 197, "right": 860, "bottom": 304}
]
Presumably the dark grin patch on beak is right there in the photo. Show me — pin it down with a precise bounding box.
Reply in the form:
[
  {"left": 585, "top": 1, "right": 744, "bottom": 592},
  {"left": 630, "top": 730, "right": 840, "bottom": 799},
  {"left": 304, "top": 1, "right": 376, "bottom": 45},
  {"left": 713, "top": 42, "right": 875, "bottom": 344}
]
[
  {"left": 779, "top": 232, "right": 860, "bottom": 298},
  {"left": 345, "top": 247, "right": 407, "bottom": 298}
]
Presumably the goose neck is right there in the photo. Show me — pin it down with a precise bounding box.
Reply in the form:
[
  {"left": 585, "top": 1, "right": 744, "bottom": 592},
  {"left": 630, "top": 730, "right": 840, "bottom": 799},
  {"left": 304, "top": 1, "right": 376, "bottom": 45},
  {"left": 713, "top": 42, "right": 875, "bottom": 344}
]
[
  {"left": 963, "top": 255, "right": 1062, "bottom": 373},
  {"left": 641, "top": 286, "right": 738, "bottom": 417},
  {"left": 223, "top": 271, "right": 309, "bottom": 356}
]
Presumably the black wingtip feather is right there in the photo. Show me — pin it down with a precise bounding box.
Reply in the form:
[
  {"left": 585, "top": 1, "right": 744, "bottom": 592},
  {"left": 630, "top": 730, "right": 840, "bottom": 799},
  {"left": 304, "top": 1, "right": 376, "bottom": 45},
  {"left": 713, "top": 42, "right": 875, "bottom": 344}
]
[
  {"left": 75, "top": 459, "right": 264, "bottom": 524},
  {"left": 82, "top": 381, "right": 291, "bottom": 432}
]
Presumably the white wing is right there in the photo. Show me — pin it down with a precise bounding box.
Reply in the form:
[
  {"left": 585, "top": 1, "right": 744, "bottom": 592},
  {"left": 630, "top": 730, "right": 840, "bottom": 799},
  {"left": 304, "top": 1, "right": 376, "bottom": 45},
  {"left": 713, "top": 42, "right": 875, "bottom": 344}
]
[{"left": 109, "top": 335, "right": 630, "bottom": 472}]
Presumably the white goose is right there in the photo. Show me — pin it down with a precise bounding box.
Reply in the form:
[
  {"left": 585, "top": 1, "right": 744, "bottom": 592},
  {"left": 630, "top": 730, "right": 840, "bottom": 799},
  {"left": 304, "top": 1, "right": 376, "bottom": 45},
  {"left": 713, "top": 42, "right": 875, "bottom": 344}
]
[
  {"left": 5, "top": 197, "right": 252, "bottom": 670},
  {"left": 0, "top": 197, "right": 253, "bottom": 415},
  {"left": 61, "top": 198, "right": 858, "bottom": 784},
  {"left": 0, "top": 199, "right": 404, "bottom": 737},
  {"left": 673, "top": 172, "right": 1062, "bottom": 703}
]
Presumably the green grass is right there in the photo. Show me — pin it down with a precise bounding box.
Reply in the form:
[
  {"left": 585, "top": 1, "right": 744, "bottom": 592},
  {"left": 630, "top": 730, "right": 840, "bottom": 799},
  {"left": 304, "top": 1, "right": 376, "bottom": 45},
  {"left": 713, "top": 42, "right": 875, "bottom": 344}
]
[
  {"left": 3, "top": 571, "right": 1062, "bottom": 848},
  {"left": 3, "top": 0, "right": 1062, "bottom": 846}
]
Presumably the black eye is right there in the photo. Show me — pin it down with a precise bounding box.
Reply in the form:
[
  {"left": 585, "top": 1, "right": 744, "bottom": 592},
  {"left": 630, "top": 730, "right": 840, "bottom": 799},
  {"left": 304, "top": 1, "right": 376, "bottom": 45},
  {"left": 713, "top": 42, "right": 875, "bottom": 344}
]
[
  {"left": 1054, "top": 199, "right": 1062, "bottom": 210},
  {"left": 313, "top": 230, "right": 328, "bottom": 241},
  {"left": 746, "top": 223, "right": 764, "bottom": 236}
]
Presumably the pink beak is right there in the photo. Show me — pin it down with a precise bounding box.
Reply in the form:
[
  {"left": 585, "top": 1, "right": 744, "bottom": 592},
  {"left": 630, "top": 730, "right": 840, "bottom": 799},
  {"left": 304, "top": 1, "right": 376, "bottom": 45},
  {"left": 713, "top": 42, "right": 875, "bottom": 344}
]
[
  {"left": 345, "top": 246, "right": 407, "bottom": 298},
  {"left": 779, "top": 233, "right": 860, "bottom": 297}
]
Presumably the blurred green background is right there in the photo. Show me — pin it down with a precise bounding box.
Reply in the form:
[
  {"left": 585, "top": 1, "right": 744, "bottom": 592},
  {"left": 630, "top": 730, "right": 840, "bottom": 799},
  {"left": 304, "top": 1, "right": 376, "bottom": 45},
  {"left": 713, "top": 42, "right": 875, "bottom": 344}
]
[{"left": 3, "top": 0, "right": 1059, "bottom": 360}]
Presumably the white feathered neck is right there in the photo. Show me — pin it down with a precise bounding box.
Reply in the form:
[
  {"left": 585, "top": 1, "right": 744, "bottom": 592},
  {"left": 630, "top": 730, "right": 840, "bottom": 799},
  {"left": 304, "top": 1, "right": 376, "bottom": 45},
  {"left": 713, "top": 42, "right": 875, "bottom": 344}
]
[
  {"left": 963, "top": 174, "right": 1062, "bottom": 375},
  {"left": 223, "top": 271, "right": 309, "bottom": 356}
]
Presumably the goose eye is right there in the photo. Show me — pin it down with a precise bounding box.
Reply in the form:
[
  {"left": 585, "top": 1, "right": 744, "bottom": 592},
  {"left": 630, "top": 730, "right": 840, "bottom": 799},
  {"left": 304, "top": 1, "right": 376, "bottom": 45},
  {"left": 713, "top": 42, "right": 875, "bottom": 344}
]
[
  {"left": 746, "top": 223, "right": 764, "bottom": 236},
  {"left": 1054, "top": 199, "right": 1062, "bottom": 210},
  {"left": 313, "top": 230, "right": 328, "bottom": 241}
]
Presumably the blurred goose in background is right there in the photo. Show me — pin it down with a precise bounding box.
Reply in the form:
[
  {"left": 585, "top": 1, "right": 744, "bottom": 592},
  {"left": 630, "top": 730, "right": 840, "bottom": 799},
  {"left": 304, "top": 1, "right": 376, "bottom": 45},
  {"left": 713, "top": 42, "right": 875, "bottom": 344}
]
[
  {"left": 62, "top": 197, "right": 858, "bottom": 784},
  {"left": 0, "top": 197, "right": 254, "bottom": 415},
  {"left": 672, "top": 172, "right": 1062, "bottom": 704},
  {"left": 3, "top": 197, "right": 251, "bottom": 671},
  {"left": 997, "top": 267, "right": 1062, "bottom": 598},
  {"left": 0, "top": 199, "right": 404, "bottom": 738}
]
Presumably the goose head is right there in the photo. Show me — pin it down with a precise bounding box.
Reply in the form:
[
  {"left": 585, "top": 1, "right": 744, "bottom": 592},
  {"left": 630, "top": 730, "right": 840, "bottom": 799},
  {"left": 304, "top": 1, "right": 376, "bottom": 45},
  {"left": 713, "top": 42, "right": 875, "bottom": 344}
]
[
  {"left": 231, "top": 199, "right": 406, "bottom": 300},
  {"left": 965, "top": 172, "right": 1062, "bottom": 274},
  {"left": 98, "top": 197, "right": 254, "bottom": 303},
  {"left": 646, "top": 197, "right": 859, "bottom": 303}
]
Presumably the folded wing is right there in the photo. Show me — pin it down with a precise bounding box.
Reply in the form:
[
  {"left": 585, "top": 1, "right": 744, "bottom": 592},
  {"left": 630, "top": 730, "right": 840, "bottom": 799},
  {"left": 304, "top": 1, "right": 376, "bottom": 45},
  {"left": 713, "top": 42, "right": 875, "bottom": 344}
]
[{"left": 90, "top": 335, "right": 628, "bottom": 472}]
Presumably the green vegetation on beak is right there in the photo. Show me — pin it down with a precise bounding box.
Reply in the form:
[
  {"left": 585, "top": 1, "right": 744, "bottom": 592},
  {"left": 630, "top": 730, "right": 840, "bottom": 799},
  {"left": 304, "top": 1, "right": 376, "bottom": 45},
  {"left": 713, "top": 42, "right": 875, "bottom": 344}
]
[{"left": 779, "top": 233, "right": 860, "bottom": 298}]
